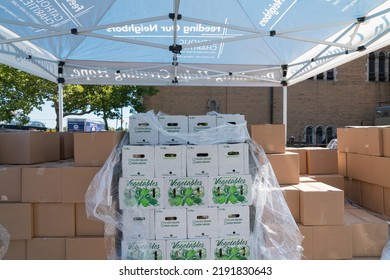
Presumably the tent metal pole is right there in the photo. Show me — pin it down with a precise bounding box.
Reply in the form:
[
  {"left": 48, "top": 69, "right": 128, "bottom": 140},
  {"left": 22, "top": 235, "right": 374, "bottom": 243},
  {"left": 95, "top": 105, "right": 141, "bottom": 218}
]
[
  {"left": 58, "top": 83, "right": 63, "bottom": 132},
  {"left": 283, "top": 85, "right": 287, "bottom": 140}
]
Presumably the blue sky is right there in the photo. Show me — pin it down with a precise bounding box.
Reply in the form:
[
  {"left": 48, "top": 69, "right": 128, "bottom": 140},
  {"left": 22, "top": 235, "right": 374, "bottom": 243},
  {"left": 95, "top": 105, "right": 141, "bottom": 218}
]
[{"left": 28, "top": 101, "right": 131, "bottom": 130}]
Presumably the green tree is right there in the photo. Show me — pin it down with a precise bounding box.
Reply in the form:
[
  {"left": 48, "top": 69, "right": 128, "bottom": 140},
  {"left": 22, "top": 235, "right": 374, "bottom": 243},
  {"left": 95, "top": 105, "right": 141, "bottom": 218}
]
[
  {"left": 0, "top": 64, "right": 53, "bottom": 124},
  {"left": 0, "top": 64, "right": 158, "bottom": 131}
]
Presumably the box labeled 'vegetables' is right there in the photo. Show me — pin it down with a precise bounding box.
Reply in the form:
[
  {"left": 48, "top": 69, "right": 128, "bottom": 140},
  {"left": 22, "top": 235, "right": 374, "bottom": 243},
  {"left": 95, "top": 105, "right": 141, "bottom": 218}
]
[
  {"left": 166, "top": 238, "right": 210, "bottom": 260},
  {"left": 210, "top": 236, "right": 252, "bottom": 260},
  {"left": 218, "top": 206, "right": 250, "bottom": 237},
  {"left": 158, "top": 115, "right": 188, "bottom": 145},
  {"left": 121, "top": 239, "right": 166, "bottom": 260},
  {"left": 186, "top": 207, "right": 218, "bottom": 238},
  {"left": 188, "top": 115, "right": 217, "bottom": 133},
  {"left": 122, "top": 209, "right": 155, "bottom": 240},
  {"left": 154, "top": 145, "right": 186, "bottom": 177},
  {"left": 186, "top": 145, "right": 218, "bottom": 177},
  {"left": 164, "top": 176, "right": 208, "bottom": 208},
  {"left": 218, "top": 143, "right": 249, "bottom": 175},
  {"left": 129, "top": 113, "right": 159, "bottom": 145},
  {"left": 122, "top": 145, "right": 155, "bottom": 178},
  {"left": 155, "top": 208, "right": 187, "bottom": 240},
  {"left": 119, "top": 177, "right": 164, "bottom": 209},
  {"left": 208, "top": 175, "right": 252, "bottom": 206}
]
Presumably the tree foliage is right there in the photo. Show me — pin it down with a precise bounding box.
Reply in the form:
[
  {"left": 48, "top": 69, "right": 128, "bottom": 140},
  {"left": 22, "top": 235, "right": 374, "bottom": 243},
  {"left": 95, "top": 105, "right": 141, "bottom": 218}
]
[{"left": 0, "top": 64, "right": 158, "bottom": 130}]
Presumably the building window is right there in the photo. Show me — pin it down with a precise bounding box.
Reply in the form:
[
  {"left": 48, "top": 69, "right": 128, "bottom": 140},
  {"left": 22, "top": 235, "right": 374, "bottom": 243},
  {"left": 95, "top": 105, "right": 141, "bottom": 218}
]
[
  {"left": 304, "top": 125, "right": 314, "bottom": 145},
  {"left": 315, "top": 126, "right": 324, "bottom": 145},
  {"left": 367, "top": 51, "right": 389, "bottom": 82},
  {"left": 308, "top": 69, "right": 336, "bottom": 80}
]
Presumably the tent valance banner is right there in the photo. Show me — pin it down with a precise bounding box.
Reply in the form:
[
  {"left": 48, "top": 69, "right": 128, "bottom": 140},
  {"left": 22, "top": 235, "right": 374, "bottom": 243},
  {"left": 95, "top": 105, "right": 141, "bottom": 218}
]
[{"left": 1, "top": 0, "right": 390, "bottom": 87}]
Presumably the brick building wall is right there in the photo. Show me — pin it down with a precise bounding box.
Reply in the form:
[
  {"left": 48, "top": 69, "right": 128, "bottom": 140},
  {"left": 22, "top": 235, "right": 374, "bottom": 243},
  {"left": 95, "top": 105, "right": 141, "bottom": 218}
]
[{"left": 144, "top": 48, "right": 390, "bottom": 144}]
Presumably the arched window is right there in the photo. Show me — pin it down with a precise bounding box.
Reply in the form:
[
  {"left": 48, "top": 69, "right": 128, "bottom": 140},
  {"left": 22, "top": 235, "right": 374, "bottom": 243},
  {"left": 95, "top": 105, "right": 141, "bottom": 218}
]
[
  {"left": 368, "top": 52, "right": 376, "bottom": 81},
  {"left": 315, "top": 126, "right": 325, "bottom": 145},
  {"left": 304, "top": 125, "right": 314, "bottom": 145},
  {"left": 379, "top": 51, "right": 386, "bottom": 82},
  {"left": 325, "top": 125, "right": 336, "bottom": 144}
]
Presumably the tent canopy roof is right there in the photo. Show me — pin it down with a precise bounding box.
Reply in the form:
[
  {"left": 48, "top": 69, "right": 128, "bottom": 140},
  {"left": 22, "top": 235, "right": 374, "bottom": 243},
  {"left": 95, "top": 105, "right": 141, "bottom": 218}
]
[{"left": 1, "top": 0, "right": 390, "bottom": 87}]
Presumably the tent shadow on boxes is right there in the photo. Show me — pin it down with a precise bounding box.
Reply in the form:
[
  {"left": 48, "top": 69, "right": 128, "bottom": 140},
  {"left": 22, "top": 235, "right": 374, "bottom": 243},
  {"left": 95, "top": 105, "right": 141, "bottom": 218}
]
[{"left": 85, "top": 111, "right": 303, "bottom": 260}]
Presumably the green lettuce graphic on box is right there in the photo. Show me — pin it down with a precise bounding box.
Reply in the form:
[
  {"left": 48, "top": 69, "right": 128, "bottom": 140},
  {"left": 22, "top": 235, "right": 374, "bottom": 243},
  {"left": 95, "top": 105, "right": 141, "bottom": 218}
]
[
  {"left": 168, "top": 240, "right": 208, "bottom": 260},
  {"left": 209, "top": 175, "right": 252, "bottom": 206},
  {"left": 119, "top": 177, "right": 163, "bottom": 209},
  {"left": 165, "top": 177, "right": 207, "bottom": 208},
  {"left": 212, "top": 238, "right": 250, "bottom": 260},
  {"left": 122, "top": 240, "right": 164, "bottom": 260}
]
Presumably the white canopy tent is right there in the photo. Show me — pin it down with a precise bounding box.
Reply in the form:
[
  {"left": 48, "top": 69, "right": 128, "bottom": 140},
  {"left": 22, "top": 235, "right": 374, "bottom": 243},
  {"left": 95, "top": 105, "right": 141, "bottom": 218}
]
[{"left": 1, "top": 0, "right": 390, "bottom": 131}]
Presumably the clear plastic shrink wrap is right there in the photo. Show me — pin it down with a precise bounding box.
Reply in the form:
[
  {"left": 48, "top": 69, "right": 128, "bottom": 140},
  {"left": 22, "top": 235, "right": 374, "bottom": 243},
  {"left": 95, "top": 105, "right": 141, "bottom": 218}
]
[
  {"left": 0, "top": 224, "right": 10, "bottom": 260},
  {"left": 85, "top": 111, "right": 303, "bottom": 260}
]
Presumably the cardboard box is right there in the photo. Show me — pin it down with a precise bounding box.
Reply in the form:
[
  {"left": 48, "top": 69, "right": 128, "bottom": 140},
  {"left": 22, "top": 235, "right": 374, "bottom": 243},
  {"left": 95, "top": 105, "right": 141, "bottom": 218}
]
[
  {"left": 298, "top": 224, "right": 312, "bottom": 260},
  {"left": 337, "top": 127, "right": 357, "bottom": 153},
  {"left": 65, "top": 237, "right": 107, "bottom": 260},
  {"left": 210, "top": 236, "right": 252, "bottom": 260},
  {"left": 384, "top": 187, "right": 390, "bottom": 217},
  {"left": 306, "top": 148, "right": 338, "bottom": 175},
  {"left": 2, "top": 240, "right": 26, "bottom": 260},
  {"left": 338, "top": 151, "right": 347, "bottom": 177},
  {"left": 188, "top": 115, "right": 217, "bottom": 133},
  {"left": 60, "top": 132, "right": 74, "bottom": 160},
  {"left": 281, "top": 185, "right": 300, "bottom": 223},
  {"left": 218, "top": 206, "right": 250, "bottom": 237},
  {"left": 155, "top": 208, "right": 187, "bottom": 240},
  {"left": 371, "top": 156, "right": 390, "bottom": 188},
  {"left": 347, "top": 153, "right": 373, "bottom": 183},
  {"left": 344, "top": 178, "right": 362, "bottom": 204},
  {"left": 208, "top": 175, "right": 252, "bottom": 207},
  {"left": 74, "top": 131, "right": 125, "bottom": 167},
  {"left": 129, "top": 113, "right": 159, "bottom": 145},
  {"left": 296, "top": 182, "right": 344, "bottom": 225},
  {"left": 33, "top": 203, "right": 75, "bottom": 237},
  {"left": 0, "top": 166, "right": 22, "bottom": 202},
  {"left": 62, "top": 166, "right": 101, "bottom": 203},
  {"left": 166, "top": 239, "right": 211, "bottom": 260},
  {"left": 0, "top": 131, "right": 60, "bottom": 164},
  {"left": 21, "top": 166, "right": 62, "bottom": 203},
  {"left": 218, "top": 143, "right": 249, "bottom": 175},
  {"left": 122, "top": 209, "right": 155, "bottom": 240},
  {"left": 75, "top": 203, "right": 104, "bottom": 236},
  {"left": 27, "top": 238, "right": 66, "bottom": 260},
  {"left": 119, "top": 177, "right": 164, "bottom": 209},
  {"left": 344, "top": 208, "right": 389, "bottom": 257},
  {"left": 154, "top": 145, "right": 186, "bottom": 177},
  {"left": 356, "top": 126, "right": 383, "bottom": 156},
  {"left": 121, "top": 239, "right": 166, "bottom": 260},
  {"left": 158, "top": 115, "right": 188, "bottom": 145},
  {"left": 164, "top": 176, "right": 208, "bottom": 208},
  {"left": 0, "top": 203, "right": 32, "bottom": 240},
  {"left": 267, "top": 152, "right": 300, "bottom": 185},
  {"left": 251, "top": 124, "right": 286, "bottom": 154},
  {"left": 216, "top": 114, "right": 246, "bottom": 143},
  {"left": 186, "top": 145, "right": 218, "bottom": 177},
  {"left": 312, "top": 225, "right": 352, "bottom": 260},
  {"left": 122, "top": 145, "right": 155, "bottom": 178},
  {"left": 384, "top": 127, "right": 390, "bottom": 157},
  {"left": 286, "top": 147, "right": 307, "bottom": 174},
  {"left": 308, "top": 174, "right": 344, "bottom": 191},
  {"left": 187, "top": 207, "right": 218, "bottom": 239},
  {"left": 360, "top": 182, "right": 384, "bottom": 214}
]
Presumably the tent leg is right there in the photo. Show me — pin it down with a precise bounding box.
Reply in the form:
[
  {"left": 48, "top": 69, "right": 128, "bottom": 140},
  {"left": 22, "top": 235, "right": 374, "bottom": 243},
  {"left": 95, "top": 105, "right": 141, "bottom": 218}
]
[
  {"left": 283, "top": 85, "right": 287, "bottom": 141},
  {"left": 58, "top": 83, "right": 63, "bottom": 132}
]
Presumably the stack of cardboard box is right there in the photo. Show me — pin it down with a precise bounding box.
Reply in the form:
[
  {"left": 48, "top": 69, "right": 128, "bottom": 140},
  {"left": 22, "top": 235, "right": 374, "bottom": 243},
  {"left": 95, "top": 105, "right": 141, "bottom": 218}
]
[
  {"left": 337, "top": 126, "right": 390, "bottom": 217},
  {"left": 251, "top": 125, "right": 389, "bottom": 260},
  {"left": 0, "top": 130, "right": 124, "bottom": 260},
  {"left": 120, "top": 113, "right": 253, "bottom": 260}
]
